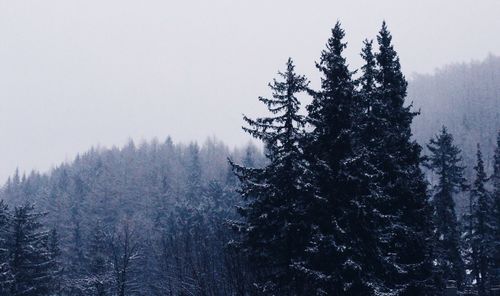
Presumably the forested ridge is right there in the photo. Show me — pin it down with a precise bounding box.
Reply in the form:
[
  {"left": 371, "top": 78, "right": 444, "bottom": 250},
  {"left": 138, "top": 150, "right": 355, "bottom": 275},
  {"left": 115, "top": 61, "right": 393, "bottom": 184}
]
[
  {"left": 1, "top": 138, "right": 265, "bottom": 295},
  {"left": 0, "top": 22, "right": 499, "bottom": 296},
  {"left": 411, "top": 55, "right": 500, "bottom": 177}
]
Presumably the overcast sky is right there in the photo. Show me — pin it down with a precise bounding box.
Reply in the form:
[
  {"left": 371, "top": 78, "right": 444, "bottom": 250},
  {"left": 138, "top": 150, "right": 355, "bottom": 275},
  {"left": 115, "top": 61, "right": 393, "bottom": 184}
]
[{"left": 0, "top": 0, "right": 499, "bottom": 181}]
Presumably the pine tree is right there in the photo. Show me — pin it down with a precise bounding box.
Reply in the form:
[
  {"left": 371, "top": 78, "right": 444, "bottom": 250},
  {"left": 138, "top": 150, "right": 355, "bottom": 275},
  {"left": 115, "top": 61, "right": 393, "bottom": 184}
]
[
  {"left": 347, "top": 38, "right": 401, "bottom": 295},
  {"left": 8, "top": 203, "right": 53, "bottom": 296},
  {"left": 426, "top": 126, "right": 466, "bottom": 287},
  {"left": 468, "top": 145, "right": 495, "bottom": 295},
  {"left": 356, "top": 37, "right": 387, "bottom": 158},
  {"left": 300, "top": 22, "right": 369, "bottom": 295},
  {"left": 373, "top": 22, "right": 436, "bottom": 295},
  {"left": 231, "top": 58, "right": 312, "bottom": 294}
]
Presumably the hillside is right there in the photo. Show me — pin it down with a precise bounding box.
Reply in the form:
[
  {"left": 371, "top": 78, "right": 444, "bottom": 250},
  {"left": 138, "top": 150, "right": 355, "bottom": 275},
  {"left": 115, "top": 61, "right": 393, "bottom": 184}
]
[
  {"left": 0, "top": 138, "right": 265, "bottom": 295},
  {"left": 410, "top": 55, "right": 500, "bottom": 174}
]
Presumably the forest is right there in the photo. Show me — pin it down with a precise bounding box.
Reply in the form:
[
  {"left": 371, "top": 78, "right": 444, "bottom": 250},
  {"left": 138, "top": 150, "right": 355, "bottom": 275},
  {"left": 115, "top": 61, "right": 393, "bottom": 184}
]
[{"left": 0, "top": 22, "right": 499, "bottom": 296}]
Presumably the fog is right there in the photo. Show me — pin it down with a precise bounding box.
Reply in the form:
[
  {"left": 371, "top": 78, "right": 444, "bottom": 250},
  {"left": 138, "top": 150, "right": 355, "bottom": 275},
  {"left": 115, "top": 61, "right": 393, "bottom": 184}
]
[{"left": 1, "top": 0, "right": 499, "bottom": 181}]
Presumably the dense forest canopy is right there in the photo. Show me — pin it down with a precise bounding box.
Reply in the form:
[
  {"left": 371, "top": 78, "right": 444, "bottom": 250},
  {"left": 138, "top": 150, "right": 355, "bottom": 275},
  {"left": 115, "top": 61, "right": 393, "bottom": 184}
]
[{"left": 0, "top": 138, "right": 268, "bottom": 295}]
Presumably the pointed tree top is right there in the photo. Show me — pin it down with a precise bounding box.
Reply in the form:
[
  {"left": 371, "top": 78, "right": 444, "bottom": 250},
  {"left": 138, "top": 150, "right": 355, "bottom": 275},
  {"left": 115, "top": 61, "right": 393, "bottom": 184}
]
[
  {"left": 362, "top": 38, "right": 373, "bottom": 50},
  {"left": 378, "top": 21, "right": 392, "bottom": 44},
  {"left": 313, "top": 20, "right": 352, "bottom": 88},
  {"left": 360, "top": 38, "right": 375, "bottom": 66},
  {"left": 286, "top": 57, "right": 295, "bottom": 74},
  {"left": 360, "top": 39, "right": 375, "bottom": 64},
  {"left": 326, "top": 21, "right": 347, "bottom": 55},
  {"left": 359, "top": 39, "right": 377, "bottom": 94},
  {"left": 474, "top": 143, "right": 486, "bottom": 178},
  {"left": 377, "top": 21, "right": 397, "bottom": 59}
]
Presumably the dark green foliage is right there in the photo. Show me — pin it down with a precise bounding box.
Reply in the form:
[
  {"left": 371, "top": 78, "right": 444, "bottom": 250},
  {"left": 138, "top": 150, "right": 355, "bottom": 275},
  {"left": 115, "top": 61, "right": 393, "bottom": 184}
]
[
  {"left": 300, "top": 22, "right": 376, "bottom": 295},
  {"left": 232, "top": 58, "right": 312, "bottom": 295},
  {"left": 232, "top": 21, "right": 439, "bottom": 296},
  {"left": 466, "top": 145, "right": 496, "bottom": 295},
  {"left": 373, "top": 22, "right": 436, "bottom": 295},
  {"left": 351, "top": 38, "right": 399, "bottom": 296},
  {"left": 426, "top": 127, "right": 466, "bottom": 287}
]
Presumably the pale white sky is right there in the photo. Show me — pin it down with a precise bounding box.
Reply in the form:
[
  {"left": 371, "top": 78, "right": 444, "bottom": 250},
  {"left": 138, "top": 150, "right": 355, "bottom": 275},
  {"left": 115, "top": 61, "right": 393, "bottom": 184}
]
[{"left": 0, "top": 0, "right": 499, "bottom": 181}]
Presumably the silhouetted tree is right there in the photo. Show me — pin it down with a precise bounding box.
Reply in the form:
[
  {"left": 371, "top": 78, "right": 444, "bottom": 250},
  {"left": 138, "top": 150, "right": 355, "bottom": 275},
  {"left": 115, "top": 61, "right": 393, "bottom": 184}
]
[
  {"left": 426, "top": 127, "right": 466, "bottom": 288},
  {"left": 232, "top": 58, "right": 312, "bottom": 295},
  {"left": 467, "top": 145, "right": 495, "bottom": 295}
]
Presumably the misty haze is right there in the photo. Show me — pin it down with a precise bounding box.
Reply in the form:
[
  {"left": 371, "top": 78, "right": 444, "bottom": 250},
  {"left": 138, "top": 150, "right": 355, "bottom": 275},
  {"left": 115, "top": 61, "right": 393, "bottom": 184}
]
[{"left": 0, "top": 1, "right": 499, "bottom": 296}]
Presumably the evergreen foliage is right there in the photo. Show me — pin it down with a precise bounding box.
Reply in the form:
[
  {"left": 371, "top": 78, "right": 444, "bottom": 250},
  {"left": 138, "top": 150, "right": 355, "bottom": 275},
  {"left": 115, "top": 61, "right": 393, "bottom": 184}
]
[
  {"left": 299, "top": 21, "right": 382, "bottom": 295},
  {"left": 373, "top": 22, "right": 436, "bottom": 295},
  {"left": 466, "top": 145, "right": 496, "bottom": 295},
  {"left": 231, "top": 58, "right": 312, "bottom": 295},
  {"left": 426, "top": 126, "right": 466, "bottom": 287},
  {"left": 8, "top": 204, "right": 53, "bottom": 296}
]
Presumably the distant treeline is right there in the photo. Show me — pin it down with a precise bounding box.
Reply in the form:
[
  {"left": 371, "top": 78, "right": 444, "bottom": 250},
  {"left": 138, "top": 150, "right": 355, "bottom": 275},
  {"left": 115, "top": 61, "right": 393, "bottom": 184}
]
[
  {"left": 0, "top": 22, "right": 499, "bottom": 296},
  {"left": 1, "top": 138, "right": 265, "bottom": 295},
  {"left": 411, "top": 55, "right": 500, "bottom": 175}
]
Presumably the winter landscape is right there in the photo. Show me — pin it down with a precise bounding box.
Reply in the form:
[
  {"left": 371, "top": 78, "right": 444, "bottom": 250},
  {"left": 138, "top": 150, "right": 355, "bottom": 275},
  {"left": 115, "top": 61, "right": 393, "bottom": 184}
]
[{"left": 0, "top": 1, "right": 499, "bottom": 296}]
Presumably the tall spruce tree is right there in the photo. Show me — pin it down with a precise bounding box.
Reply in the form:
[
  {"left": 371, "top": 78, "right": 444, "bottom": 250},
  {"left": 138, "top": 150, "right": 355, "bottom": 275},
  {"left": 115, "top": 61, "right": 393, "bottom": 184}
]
[
  {"left": 300, "top": 22, "right": 369, "bottom": 295},
  {"left": 426, "top": 127, "right": 466, "bottom": 287},
  {"left": 231, "top": 58, "right": 312, "bottom": 294},
  {"left": 374, "top": 22, "right": 436, "bottom": 295},
  {"left": 468, "top": 145, "right": 495, "bottom": 295},
  {"left": 8, "top": 203, "right": 53, "bottom": 296},
  {"left": 345, "top": 38, "right": 404, "bottom": 295}
]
